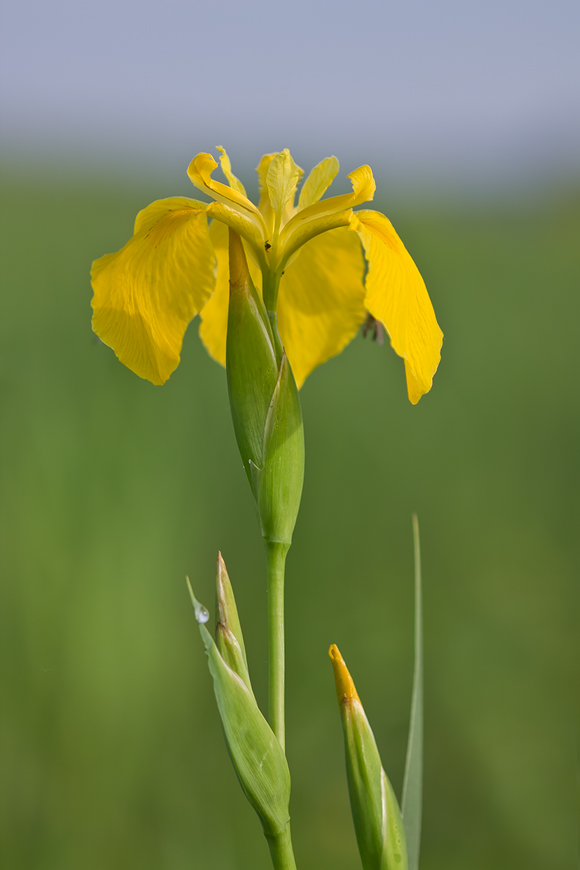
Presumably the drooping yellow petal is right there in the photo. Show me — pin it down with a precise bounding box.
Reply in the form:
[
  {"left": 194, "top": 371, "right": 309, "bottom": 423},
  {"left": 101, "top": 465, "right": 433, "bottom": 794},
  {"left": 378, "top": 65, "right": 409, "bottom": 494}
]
[
  {"left": 198, "top": 219, "right": 229, "bottom": 367},
  {"left": 266, "top": 149, "right": 303, "bottom": 225},
  {"left": 198, "top": 220, "right": 262, "bottom": 367},
  {"left": 187, "top": 152, "right": 269, "bottom": 237},
  {"left": 276, "top": 227, "right": 367, "bottom": 388},
  {"left": 279, "top": 164, "right": 375, "bottom": 257},
  {"left": 91, "top": 197, "right": 216, "bottom": 385},
  {"left": 216, "top": 146, "right": 247, "bottom": 196},
  {"left": 297, "top": 156, "right": 339, "bottom": 210},
  {"left": 351, "top": 210, "right": 443, "bottom": 404}
]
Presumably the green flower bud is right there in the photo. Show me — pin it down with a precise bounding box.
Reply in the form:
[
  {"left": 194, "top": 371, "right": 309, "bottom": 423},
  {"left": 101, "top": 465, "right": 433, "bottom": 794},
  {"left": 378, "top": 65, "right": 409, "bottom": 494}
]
[
  {"left": 188, "top": 576, "right": 291, "bottom": 840},
  {"left": 226, "top": 230, "right": 304, "bottom": 546},
  {"left": 329, "top": 644, "right": 408, "bottom": 870},
  {"left": 214, "top": 552, "right": 252, "bottom": 691}
]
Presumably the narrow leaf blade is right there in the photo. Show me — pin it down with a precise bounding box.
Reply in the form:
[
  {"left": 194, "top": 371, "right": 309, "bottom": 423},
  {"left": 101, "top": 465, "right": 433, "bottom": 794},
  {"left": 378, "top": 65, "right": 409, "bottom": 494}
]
[{"left": 402, "top": 514, "right": 424, "bottom": 870}]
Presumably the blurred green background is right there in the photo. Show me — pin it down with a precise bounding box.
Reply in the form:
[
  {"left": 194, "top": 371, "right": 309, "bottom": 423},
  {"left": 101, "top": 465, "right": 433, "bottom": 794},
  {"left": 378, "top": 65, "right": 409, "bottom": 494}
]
[{"left": 0, "top": 166, "right": 578, "bottom": 870}]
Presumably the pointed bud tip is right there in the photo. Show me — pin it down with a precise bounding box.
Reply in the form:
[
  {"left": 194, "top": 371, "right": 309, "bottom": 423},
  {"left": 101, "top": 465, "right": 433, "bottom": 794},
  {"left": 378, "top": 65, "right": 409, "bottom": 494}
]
[
  {"left": 329, "top": 644, "right": 360, "bottom": 705},
  {"left": 186, "top": 576, "right": 210, "bottom": 624}
]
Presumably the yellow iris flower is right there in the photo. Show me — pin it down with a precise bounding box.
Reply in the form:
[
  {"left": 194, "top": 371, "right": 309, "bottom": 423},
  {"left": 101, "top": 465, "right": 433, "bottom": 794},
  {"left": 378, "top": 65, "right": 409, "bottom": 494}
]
[{"left": 91, "top": 147, "right": 442, "bottom": 403}]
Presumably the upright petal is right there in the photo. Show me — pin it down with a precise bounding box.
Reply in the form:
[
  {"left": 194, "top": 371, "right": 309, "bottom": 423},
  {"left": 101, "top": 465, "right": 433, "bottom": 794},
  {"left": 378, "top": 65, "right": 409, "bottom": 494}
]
[
  {"left": 91, "top": 197, "right": 216, "bottom": 385},
  {"left": 256, "top": 153, "right": 276, "bottom": 232},
  {"left": 351, "top": 210, "right": 443, "bottom": 404},
  {"left": 266, "top": 149, "right": 303, "bottom": 225},
  {"left": 276, "top": 227, "right": 367, "bottom": 388},
  {"left": 297, "top": 156, "right": 339, "bottom": 210}
]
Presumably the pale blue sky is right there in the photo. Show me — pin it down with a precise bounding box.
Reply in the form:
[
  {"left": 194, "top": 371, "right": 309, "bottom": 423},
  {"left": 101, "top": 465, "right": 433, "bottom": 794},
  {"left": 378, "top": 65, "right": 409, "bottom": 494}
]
[{"left": 1, "top": 0, "right": 578, "bottom": 187}]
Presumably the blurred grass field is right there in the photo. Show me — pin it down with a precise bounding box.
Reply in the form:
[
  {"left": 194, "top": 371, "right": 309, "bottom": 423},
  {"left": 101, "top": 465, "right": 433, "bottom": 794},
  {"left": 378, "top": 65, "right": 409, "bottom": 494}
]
[{"left": 0, "top": 166, "right": 578, "bottom": 870}]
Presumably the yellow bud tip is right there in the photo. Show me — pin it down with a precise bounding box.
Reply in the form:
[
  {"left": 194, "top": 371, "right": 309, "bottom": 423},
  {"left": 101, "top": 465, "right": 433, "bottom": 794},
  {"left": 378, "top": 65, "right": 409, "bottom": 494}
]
[
  {"left": 329, "top": 644, "right": 360, "bottom": 705},
  {"left": 228, "top": 228, "right": 248, "bottom": 288}
]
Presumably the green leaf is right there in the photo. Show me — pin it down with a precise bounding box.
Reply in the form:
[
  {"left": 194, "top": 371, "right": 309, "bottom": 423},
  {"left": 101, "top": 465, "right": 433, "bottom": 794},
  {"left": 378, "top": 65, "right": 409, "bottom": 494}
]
[{"left": 402, "top": 514, "right": 424, "bottom": 870}]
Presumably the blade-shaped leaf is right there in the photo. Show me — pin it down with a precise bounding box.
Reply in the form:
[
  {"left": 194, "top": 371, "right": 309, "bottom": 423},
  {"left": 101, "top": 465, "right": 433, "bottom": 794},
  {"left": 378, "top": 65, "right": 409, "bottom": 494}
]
[{"left": 402, "top": 514, "right": 424, "bottom": 870}]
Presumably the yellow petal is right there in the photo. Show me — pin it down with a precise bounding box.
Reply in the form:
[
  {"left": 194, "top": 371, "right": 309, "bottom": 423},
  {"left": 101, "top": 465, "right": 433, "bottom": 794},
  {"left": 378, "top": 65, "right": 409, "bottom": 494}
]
[
  {"left": 266, "top": 149, "right": 303, "bottom": 225},
  {"left": 187, "top": 152, "right": 268, "bottom": 236},
  {"left": 198, "top": 219, "right": 229, "bottom": 366},
  {"left": 206, "top": 201, "right": 268, "bottom": 270},
  {"left": 198, "top": 221, "right": 263, "bottom": 366},
  {"left": 91, "top": 197, "right": 216, "bottom": 385},
  {"left": 297, "top": 156, "right": 339, "bottom": 210},
  {"left": 216, "top": 146, "right": 247, "bottom": 196},
  {"left": 279, "top": 164, "right": 375, "bottom": 255},
  {"left": 276, "top": 227, "right": 367, "bottom": 388},
  {"left": 329, "top": 644, "right": 360, "bottom": 704},
  {"left": 352, "top": 210, "right": 443, "bottom": 404},
  {"left": 256, "top": 153, "right": 276, "bottom": 233}
]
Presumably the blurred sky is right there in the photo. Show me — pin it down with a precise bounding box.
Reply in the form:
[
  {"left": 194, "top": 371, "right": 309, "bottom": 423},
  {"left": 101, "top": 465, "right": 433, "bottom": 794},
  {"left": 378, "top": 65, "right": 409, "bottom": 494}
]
[{"left": 1, "top": 0, "right": 579, "bottom": 189}]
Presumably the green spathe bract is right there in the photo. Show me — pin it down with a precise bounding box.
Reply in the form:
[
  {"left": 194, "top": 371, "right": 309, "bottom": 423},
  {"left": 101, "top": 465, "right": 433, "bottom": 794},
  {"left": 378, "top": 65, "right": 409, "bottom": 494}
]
[
  {"left": 215, "top": 553, "right": 253, "bottom": 692},
  {"left": 226, "top": 230, "right": 304, "bottom": 547},
  {"left": 251, "top": 351, "right": 304, "bottom": 545},
  {"left": 341, "top": 695, "right": 408, "bottom": 870},
  {"left": 188, "top": 580, "right": 291, "bottom": 840}
]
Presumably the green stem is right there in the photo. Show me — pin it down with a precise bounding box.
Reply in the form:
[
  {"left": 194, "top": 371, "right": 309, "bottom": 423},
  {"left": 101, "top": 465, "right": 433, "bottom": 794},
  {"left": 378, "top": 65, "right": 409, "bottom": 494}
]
[
  {"left": 266, "top": 823, "right": 297, "bottom": 870},
  {"left": 266, "top": 540, "right": 289, "bottom": 750}
]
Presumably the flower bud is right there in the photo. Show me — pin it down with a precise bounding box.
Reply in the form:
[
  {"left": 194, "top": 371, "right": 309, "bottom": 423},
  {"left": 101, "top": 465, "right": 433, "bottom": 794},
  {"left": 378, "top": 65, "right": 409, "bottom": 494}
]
[
  {"left": 329, "top": 644, "right": 408, "bottom": 870},
  {"left": 215, "top": 552, "right": 252, "bottom": 692},
  {"left": 188, "top": 577, "right": 291, "bottom": 839},
  {"left": 226, "top": 230, "right": 304, "bottom": 546}
]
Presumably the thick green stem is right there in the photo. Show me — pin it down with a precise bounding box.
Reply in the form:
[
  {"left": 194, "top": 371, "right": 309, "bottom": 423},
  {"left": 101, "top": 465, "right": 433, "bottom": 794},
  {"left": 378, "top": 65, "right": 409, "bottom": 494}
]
[
  {"left": 266, "top": 540, "right": 289, "bottom": 751},
  {"left": 266, "top": 823, "right": 297, "bottom": 870}
]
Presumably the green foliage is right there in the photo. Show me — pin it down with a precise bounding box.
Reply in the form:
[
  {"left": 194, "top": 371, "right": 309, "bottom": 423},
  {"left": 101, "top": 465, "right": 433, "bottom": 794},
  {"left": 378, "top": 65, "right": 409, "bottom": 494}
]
[{"left": 401, "top": 515, "right": 423, "bottom": 870}]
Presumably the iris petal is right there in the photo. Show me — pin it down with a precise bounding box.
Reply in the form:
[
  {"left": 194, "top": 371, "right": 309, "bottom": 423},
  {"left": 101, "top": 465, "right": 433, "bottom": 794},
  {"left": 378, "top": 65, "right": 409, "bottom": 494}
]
[
  {"left": 216, "top": 146, "right": 247, "bottom": 196},
  {"left": 279, "top": 164, "right": 375, "bottom": 258},
  {"left": 297, "top": 156, "right": 339, "bottom": 210},
  {"left": 91, "top": 197, "right": 216, "bottom": 385},
  {"left": 276, "top": 227, "right": 367, "bottom": 388},
  {"left": 351, "top": 210, "right": 443, "bottom": 404},
  {"left": 187, "top": 152, "right": 269, "bottom": 237}
]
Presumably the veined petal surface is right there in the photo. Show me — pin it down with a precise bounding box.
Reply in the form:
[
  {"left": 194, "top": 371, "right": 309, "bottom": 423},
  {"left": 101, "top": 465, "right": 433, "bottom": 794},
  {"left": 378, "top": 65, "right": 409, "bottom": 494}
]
[
  {"left": 352, "top": 210, "right": 443, "bottom": 404},
  {"left": 91, "top": 197, "right": 216, "bottom": 385},
  {"left": 198, "top": 219, "right": 229, "bottom": 366},
  {"left": 277, "top": 227, "right": 367, "bottom": 388}
]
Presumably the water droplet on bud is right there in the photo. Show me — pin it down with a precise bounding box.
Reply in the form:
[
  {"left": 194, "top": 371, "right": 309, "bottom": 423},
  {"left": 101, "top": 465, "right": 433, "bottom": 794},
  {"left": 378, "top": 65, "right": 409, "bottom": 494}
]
[{"left": 195, "top": 602, "right": 210, "bottom": 624}]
